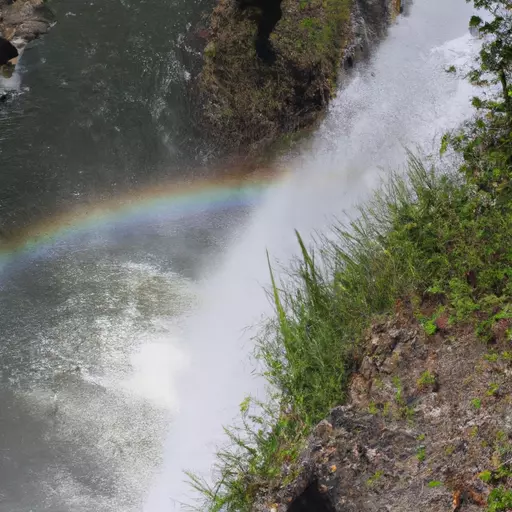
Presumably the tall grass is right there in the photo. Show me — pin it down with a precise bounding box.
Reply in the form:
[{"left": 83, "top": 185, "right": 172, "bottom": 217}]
[{"left": 187, "top": 152, "right": 512, "bottom": 511}]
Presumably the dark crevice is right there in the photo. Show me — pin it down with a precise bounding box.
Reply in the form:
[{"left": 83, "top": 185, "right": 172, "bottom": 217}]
[
  {"left": 237, "top": 0, "right": 283, "bottom": 63},
  {"left": 0, "top": 37, "right": 18, "bottom": 66},
  {"left": 288, "top": 482, "right": 336, "bottom": 512}
]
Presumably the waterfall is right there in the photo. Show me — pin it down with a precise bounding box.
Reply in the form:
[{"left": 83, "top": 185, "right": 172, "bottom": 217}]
[{"left": 144, "top": 0, "right": 478, "bottom": 509}]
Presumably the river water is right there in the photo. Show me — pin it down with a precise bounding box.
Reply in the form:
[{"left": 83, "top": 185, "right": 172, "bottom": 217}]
[{"left": 1, "top": 0, "right": 477, "bottom": 511}]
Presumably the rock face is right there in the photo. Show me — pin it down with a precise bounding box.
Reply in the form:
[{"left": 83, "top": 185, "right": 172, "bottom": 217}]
[
  {"left": 0, "top": 0, "right": 53, "bottom": 51},
  {"left": 199, "top": 0, "right": 401, "bottom": 151},
  {"left": 253, "top": 314, "right": 512, "bottom": 511},
  {"left": 0, "top": 35, "right": 17, "bottom": 64}
]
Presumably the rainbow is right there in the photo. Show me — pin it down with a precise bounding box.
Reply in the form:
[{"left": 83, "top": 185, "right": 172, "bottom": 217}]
[{"left": 0, "top": 175, "right": 274, "bottom": 269}]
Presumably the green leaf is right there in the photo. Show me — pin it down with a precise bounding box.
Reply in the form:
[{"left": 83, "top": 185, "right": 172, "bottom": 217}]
[
  {"left": 440, "top": 134, "right": 450, "bottom": 155},
  {"left": 470, "top": 15, "right": 482, "bottom": 28}
]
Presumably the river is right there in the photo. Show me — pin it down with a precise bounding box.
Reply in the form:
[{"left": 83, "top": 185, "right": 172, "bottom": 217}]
[{"left": 0, "top": 0, "right": 477, "bottom": 511}]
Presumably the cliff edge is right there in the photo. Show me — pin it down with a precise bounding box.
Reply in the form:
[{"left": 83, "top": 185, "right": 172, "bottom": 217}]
[{"left": 254, "top": 313, "right": 512, "bottom": 511}]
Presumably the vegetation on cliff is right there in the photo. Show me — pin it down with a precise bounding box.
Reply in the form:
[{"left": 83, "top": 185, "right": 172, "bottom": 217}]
[
  {"left": 189, "top": 1, "right": 512, "bottom": 510},
  {"left": 199, "top": 0, "right": 397, "bottom": 150}
]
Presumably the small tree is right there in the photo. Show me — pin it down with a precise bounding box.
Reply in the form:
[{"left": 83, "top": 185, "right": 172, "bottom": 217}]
[
  {"left": 467, "top": 0, "right": 512, "bottom": 114},
  {"left": 441, "top": 1, "right": 512, "bottom": 200}
]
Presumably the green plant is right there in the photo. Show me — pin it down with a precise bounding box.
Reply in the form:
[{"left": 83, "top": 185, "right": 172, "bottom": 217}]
[
  {"left": 487, "top": 383, "right": 500, "bottom": 396},
  {"left": 368, "top": 401, "right": 378, "bottom": 414},
  {"left": 186, "top": 395, "right": 308, "bottom": 511},
  {"left": 417, "top": 446, "right": 426, "bottom": 462},
  {"left": 485, "top": 352, "right": 500, "bottom": 362},
  {"left": 471, "top": 398, "right": 482, "bottom": 410},
  {"left": 428, "top": 480, "right": 443, "bottom": 488},
  {"left": 366, "top": 470, "right": 384, "bottom": 487},
  {"left": 423, "top": 319, "right": 437, "bottom": 335},
  {"left": 479, "top": 470, "right": 493, "bottom": 483},
  {"left": 445, "top": 445, "right": 456, "bottom": 456},
  {"left": 417, "top": 371, "right": 436, "bottom": 389},
  {"left": 466, "top": 0, "right": 512, "bottom": 114},
  {"left": 393, "top": 376, "right": 404, "bottom": 405},
  {"left": 487, "top": 487, "right": 512, "bottom": 512}
]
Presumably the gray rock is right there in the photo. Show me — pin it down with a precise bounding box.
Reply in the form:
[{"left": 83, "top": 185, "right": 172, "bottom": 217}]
[{"left": 0, "top": 0, "right": 54, "bottom": 50}]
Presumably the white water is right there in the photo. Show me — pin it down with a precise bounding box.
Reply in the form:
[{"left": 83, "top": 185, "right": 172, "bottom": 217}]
[{"left": 145, "top": 0, "right": 478, "bottom": 509}]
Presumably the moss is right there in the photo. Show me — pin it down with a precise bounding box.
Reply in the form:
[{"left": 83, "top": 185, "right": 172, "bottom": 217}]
[
  {"left": 366, "top": 470, "right": 384, "bottom": 487},
  {"left": 417, "top": 370, "right": 436, "bottom": 389}
]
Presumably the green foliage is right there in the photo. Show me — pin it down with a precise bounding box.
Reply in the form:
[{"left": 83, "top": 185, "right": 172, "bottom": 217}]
[
  {"left": 485, "top": 352, "right": 500, "bottom": 362},
  {"left": 186, "top": 395, "right": 308, "bottom": 511},
  {"left": 487, "top": 487, "right": 512, "bottom": 512},
  {"left": 427, "top": 480, "right": 443, "bottom": 488},
  {"left": 191, "top": 148, "right": 512, "bottom": 509},
  {"left": 487, "top": 382, "right": 500, "bottom": 396},
  {"left": 423, "top": 319, "right": 438, "bottom": 335},
  {"left": 465, "top": 0, "right": 512, "bottom": 113},
  {"left": 366, "top": 470, "right": 384, "bottom": 487},
  {"left": 446, "top": 0, "right": 512, "bottom": 206},
  {"left": 417, "top": 371, "right": 436, "bottom": 389},
  {"left": 444, "top": 445, "right": 456, "bottom": 456},
  {"left": 393, "top": 376, "right": 404, "bottom": 405},
  {"left": 479, "top": 470, "right": 493, "bottom": 483},
  {"left": 471, "top": 398, "right": 482, "bottom": 410},
  {"left": 368, "top": 401, "right": 378, "bottom": 414},
  {"left": 416, "top": 446, "right": 426, "bottom": 462}
]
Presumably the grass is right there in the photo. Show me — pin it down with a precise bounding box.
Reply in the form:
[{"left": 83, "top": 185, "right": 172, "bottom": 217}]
[
  {"left": 273, "top": 0, "right": 352, "bottom": 66},
  {"left": 471, "top": 398, "right": 482, "bottom": 410},
  {"left": 417, "top": 371, "right": 436, "bottom": 390}
]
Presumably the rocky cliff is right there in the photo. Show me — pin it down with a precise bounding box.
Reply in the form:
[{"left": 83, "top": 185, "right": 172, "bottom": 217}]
[
  {"left": 0, "top": 0, "right": 53, "bottom": 71},
  {"left": 199, "top": 0, "right": 402, "bottom": 151},
  {"left": 253, "top": 312, "right": 512, "bottom": 511}
]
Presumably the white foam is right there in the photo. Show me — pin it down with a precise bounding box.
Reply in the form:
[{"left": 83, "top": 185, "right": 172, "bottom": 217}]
[{"left": 119, "top": 338, "right": 189, "bottom": 409}]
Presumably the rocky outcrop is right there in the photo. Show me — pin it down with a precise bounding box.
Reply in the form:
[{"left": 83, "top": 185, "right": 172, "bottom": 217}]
[
  {"left": 0, "top": 0, "right": 53, "bottom": 54},
  {"left": 199, "top": 0, "right": 402, "bottom": 151},
  {"left": 254, "top": 314, "right": 512, "bottom": 511}
]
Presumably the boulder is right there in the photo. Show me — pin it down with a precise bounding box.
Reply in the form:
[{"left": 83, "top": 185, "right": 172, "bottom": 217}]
[{"left": 0, "top": 0, "right": 53, "bottom": 49}]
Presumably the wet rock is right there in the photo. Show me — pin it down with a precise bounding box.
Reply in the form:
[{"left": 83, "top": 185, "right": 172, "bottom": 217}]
[
  {"left": 0, "top": 0, "right": 54, "bottom": 51},
  {"left": 0, "top": 35, "right": 17, "bottom": 64}
]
